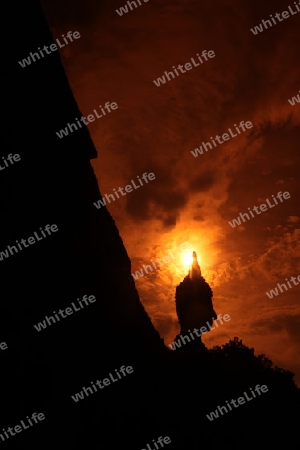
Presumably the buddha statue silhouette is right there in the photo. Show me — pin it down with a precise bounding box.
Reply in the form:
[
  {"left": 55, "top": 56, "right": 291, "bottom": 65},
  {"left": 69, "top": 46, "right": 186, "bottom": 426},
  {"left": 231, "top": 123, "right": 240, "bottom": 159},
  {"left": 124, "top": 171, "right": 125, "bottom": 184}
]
[{"left": 175, "top": 251, "right": 217, "bottom": 336}]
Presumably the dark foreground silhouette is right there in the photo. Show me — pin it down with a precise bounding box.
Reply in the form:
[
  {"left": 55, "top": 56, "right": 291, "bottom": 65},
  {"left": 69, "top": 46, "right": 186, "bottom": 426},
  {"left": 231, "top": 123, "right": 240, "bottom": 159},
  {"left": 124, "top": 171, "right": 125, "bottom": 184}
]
[{"left": 1, "top": 1, "right": 300, "bottom": 448}]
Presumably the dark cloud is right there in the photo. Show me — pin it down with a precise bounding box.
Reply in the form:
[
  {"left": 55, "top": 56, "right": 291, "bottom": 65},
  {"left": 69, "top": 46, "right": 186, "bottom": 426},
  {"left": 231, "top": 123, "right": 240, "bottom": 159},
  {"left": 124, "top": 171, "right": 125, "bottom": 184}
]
[
  {"left": 125, "top": 165, "right": 189, "bottom": 224},
  {"left": 253, "top": 314, "right": 300, "bottom": 342},
  {"left": 189, "top": 173, "right": 215, "bottom": 193}
]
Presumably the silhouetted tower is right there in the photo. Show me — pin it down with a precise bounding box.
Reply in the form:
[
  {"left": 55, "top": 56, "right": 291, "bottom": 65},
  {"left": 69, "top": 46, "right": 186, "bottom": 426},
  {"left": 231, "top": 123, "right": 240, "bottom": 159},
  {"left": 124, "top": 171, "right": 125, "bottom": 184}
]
[{"left": 175, "top": 252, "right": 217, "bottom": 335}]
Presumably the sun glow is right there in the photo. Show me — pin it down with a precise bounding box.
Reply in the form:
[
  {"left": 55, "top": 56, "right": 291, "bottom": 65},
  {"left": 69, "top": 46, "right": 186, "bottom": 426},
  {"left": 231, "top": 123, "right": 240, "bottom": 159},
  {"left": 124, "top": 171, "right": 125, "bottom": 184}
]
[{"left": 182, "top": 251, "right": 195, "bottom": 269}]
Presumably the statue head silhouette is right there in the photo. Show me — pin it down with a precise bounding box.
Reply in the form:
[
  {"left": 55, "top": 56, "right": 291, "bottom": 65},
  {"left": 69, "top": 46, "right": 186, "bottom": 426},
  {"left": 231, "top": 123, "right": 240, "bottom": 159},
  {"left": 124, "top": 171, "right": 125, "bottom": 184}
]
[{"left": 175, "top": 251, "right": 217, "bottom": 334}]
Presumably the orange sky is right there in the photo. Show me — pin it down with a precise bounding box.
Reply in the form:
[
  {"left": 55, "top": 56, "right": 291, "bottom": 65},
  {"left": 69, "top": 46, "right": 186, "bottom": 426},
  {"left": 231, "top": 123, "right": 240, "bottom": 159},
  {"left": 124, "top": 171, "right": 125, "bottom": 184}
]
[{"left": 42, "top": 0, "right": 300, "bottom": 384}]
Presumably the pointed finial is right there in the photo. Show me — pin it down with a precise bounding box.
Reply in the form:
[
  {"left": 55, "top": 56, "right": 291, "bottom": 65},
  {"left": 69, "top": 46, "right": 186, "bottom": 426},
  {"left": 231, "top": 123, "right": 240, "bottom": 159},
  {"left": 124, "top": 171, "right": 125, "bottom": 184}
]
[{"left": 189, "top": 251, "right": 201, "bottom": 278}]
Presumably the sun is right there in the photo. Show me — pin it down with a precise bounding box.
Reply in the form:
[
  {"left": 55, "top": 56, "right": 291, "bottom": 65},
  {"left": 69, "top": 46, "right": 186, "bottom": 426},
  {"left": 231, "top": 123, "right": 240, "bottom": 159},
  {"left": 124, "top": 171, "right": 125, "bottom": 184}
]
[{"left": 182, "top": 251, "right": 194, "bottom": 269}]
